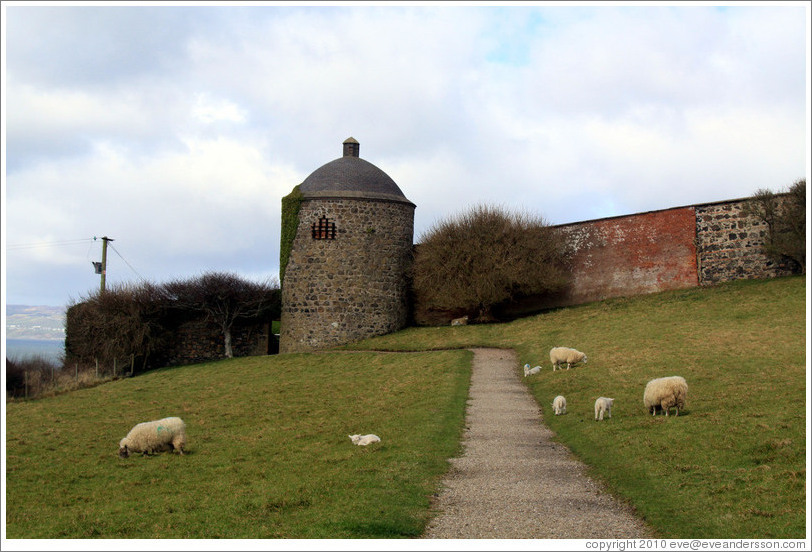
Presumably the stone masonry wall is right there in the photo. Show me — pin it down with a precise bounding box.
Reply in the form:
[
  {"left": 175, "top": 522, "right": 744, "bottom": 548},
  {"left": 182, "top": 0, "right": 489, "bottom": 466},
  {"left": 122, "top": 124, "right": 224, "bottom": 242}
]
[
  {"left": 158, "top": 318, "right": 270, "bottom": 367},
  {"left": 695, "top": 199, "right": 796, "bottom": 284},
  {"left": 470, "top": 197, "right": 796, "bottom": 321},
  {"left": 280, "top": 198, "right": 414, "bottom": 353}
]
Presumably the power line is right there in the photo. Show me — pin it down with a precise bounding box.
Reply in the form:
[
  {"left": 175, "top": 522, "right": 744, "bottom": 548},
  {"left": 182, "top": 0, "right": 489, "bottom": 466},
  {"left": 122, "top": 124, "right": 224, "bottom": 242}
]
[
  {"left": 7, "top": 238, "right": 95, "bottom": 250},
  {"left": 108, "top": 243, "right": 148, "bottom": 284},
  {"left": 8, "top": 236, "right": 149, "bottom": 284}
]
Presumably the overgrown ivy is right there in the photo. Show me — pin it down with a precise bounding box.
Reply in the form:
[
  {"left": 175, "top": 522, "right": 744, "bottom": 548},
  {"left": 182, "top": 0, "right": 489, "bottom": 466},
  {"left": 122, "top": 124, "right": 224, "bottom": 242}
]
[{"left": 280, "top": 184, "right": 304, "bottom": 285}]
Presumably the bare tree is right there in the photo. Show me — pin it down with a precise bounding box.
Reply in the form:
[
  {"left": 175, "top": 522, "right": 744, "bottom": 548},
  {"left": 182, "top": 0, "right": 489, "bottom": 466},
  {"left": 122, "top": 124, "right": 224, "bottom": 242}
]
[
  {"left": 163, "top": 272, "right": 280, "bottom": 358},
  {"left": 412, "top": 204, "right": 570, "bottom": 322},
  {"left": 744, "top": 178, "right": 806, "bottom": 274}
]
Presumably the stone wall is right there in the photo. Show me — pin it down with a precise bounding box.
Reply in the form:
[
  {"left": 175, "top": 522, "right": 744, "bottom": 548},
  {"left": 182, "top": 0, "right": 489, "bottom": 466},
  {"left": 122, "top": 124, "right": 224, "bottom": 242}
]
[
  {"left": 280, "top": 197, "right": 414, "bottom": 353},
  {"left": 695, "top": 199, "right": 796, "bottom": 284},
  {"left": 158, "top": 318, "right": 271, "bottom": 367},
  {"left": 439, "top": 196, "right": 798, "bottom": 321},
  {"left": 64, "top": 303, "right": 273, "bottom": 370},
  {"left": 536, "top": 197, "right": 797, "bottom": 311}
]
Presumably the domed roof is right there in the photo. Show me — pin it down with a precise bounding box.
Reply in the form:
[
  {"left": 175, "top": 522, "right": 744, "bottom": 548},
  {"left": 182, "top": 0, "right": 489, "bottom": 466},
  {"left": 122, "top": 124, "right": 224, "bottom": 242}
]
[{"left": 299, "top": 138, "right": 414, "bottom": 206}]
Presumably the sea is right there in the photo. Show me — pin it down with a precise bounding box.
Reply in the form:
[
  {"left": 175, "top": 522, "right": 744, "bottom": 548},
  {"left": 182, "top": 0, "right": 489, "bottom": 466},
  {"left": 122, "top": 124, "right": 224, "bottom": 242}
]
[{"left": 5, "top": 339, "right": 65, "bottom": 364}]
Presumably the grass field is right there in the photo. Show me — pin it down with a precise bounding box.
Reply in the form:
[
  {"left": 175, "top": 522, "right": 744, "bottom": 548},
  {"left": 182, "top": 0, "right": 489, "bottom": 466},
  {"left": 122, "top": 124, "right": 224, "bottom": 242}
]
[
  {"left": 5, "top": 276, "right": 807, "bottom": 539},
  {"left": 5, "top": 351, "right": 472, "bottom": 538},
  {"left": 349, "top": 276, "right": 808, "bottom": 539}
]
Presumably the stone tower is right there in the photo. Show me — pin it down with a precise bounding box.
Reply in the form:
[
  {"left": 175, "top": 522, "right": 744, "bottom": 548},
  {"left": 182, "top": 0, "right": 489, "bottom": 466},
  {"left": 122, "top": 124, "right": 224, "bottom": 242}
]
[{"left": 279, "top": 138, "right": 415, "bottom": 353}]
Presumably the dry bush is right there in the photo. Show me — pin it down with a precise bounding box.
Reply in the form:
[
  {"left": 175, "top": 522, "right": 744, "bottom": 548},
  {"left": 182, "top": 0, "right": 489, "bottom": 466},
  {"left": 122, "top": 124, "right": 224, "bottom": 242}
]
[
  {"left": 744, "top": 178, "right": 806, "bottom": 274},
  {"left": 412, "top": 204, "right": 570, "bottom": 322},
  {"left": 5, "top": 357, "right": 27, "bottom": 398},
  {"left": 6, "top": 356, "right": 119, "bottom": 401},
  {"left": 5, "top": 355, "right": 92, "bottom": 400},
  {"left": 65, "top": 273, "right": 281, "bottom": 370},
  {"left": 66, "top": 283, "right": 170, "bottom": 372},
  {"left": 5, "top": 355, "right": 58, "bottom": 398}
]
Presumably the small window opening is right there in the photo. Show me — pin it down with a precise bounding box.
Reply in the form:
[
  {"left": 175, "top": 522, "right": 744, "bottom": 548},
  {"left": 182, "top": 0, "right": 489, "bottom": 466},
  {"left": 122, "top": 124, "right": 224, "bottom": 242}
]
[{"left": 312, "top": 216, "right": 337, "bottom": 240}]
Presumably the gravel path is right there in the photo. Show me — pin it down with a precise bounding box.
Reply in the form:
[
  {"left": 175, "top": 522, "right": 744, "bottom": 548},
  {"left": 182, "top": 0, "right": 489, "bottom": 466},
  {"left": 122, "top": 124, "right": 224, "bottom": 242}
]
[{"left": 422, "top": 348, "right": 654, "bottom": 539}]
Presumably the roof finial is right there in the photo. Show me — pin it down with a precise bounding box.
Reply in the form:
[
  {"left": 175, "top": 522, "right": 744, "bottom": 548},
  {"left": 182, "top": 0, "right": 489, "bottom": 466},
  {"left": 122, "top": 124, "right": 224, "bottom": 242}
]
[{"left": 343, "top": 137, "right": 360, "bottom": 158}]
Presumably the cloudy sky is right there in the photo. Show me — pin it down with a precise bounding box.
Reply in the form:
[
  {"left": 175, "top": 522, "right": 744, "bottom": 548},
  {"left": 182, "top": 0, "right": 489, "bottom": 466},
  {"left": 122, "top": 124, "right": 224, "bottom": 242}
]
[{"left": 2, "top": 1, "right": 809, "bottom": 309}]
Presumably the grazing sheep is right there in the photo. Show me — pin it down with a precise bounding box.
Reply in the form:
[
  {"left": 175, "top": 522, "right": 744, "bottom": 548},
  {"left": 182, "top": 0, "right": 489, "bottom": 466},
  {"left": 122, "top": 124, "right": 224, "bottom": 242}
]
[
  {"left": 594, "top": 397, "right": 614, "bottom": 421},
  {"left": 644, "top": 376, "right": 688, "bottom": 417},
  {"left": 549, "top": 347, "right": 588, "bottom": 371},
  {"left": 349, "top": 434, "right": 381, "bottom": 446},
  {"left": 450, "top": 316, "right": 469, "bottom": 326},
  {"left": 523, "top": 363, "right": 542, "bottom": 377},
  {"left": 119, "top": 417, "right": 186, "bottom": 458},
  {"left": 552, "top": 395, "right": 567, "bottom": 415}
]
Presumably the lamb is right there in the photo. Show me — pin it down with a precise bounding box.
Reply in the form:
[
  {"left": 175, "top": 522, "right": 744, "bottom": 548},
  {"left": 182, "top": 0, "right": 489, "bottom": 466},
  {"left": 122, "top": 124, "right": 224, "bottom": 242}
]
[
  {"left": 552, "top": 395, "right": 567, "bottom": 415},
  {"left": 594, "top": 397, "right": 614, "bottom": 421},
  {"left": 643, "top": 376, "right": 688, "bottom": 417},
  {"left": 349, "top": 434, "right": 381, "bottom": 446},
  {"left": 119, "top": 417, "right": 187, "bottom": 458},
  {"left": 549, "top": 347, "right": 588, "bottom": 371},
  {"left": 523, "top": 363, "right": 542, "bottom": 377}
]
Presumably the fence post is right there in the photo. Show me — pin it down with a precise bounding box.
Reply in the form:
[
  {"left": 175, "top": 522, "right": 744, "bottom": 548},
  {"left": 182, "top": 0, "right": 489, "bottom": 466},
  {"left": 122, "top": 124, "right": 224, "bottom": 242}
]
[
  {"left": 130, "top": 354, "right": 135, "bottom": 376},
  {"left": 75, "top": 363, "right": 78, "bottom": 382},
  {"left": 24, "top": 370, "right": 28, "bottom": 399},
  {"left": 113, "top": 358, "right": 117, "bottom": 378},
  {"left": 95, "top": 358, "right": 99, "bottom": 378}
]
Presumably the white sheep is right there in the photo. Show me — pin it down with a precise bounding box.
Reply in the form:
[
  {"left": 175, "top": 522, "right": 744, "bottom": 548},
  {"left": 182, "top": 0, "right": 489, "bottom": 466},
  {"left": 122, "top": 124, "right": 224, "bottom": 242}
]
[
  {"left": 349, "top": 434, "right": 381, "bottom": 446},
  {"left": 549, "top": 347, "right": 588, "bottom": 371},
  {"left": 552, "top": 395, "right": 567, "bottom": 415},
  {"left": 643, "top": 376, "right": 688, "bottom": 417},
  {"left": 523, "top": 363, "right": 542, "bottom": 377},
  {"left": 119, "top": 417, "right": 187, "bottom": 458},
  {"left": 594, "top": 397, "right": 614, "bottom": 421}
]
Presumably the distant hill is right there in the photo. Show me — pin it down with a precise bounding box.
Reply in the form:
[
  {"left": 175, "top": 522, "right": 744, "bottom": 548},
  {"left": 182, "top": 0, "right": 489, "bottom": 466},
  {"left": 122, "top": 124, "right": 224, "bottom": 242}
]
[{"left": 5, "top": 305, "right": 66, "bottom": 340}]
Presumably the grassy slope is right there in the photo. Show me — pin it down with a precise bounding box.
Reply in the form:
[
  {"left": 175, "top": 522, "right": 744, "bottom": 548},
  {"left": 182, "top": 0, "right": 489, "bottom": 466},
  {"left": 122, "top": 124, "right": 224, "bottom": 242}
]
[
  {"left": 348, "top": 276, "right": 807, "bottom": 538},
  {"left": 5, "top": 351, "right": 472, "bottom": 538},
  {"left": 6, "top": 277, "right": 806, "bottom": 539}
]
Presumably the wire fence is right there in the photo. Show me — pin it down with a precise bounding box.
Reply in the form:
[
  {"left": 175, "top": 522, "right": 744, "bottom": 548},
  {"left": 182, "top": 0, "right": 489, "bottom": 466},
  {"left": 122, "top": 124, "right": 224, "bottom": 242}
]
[{"left": 7, "top": 354, "right": 139, "bottom": 401}]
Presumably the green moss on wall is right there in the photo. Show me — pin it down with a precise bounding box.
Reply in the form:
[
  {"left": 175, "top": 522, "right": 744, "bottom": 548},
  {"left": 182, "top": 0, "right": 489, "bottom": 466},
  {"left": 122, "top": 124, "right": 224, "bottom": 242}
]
[{"left": 280, "top": 184, "right": 304, "bottom": 285}]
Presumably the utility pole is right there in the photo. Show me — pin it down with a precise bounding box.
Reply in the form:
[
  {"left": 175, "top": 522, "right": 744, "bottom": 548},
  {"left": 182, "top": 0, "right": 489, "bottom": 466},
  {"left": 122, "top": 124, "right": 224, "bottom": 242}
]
[{"left": 100, "top": 236, "right": 114, "bottom": 293}]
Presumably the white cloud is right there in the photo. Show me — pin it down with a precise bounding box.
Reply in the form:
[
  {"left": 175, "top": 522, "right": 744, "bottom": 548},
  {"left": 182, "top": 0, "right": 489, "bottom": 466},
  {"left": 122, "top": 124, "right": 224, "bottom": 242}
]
[
  {"left": 5, "top": 133, "right": 300, "bottom": 301},
  {"left": 191, "top": 93, "right": 247, "bottom": 124},
  {"left": 3, "top": 3, "right": 808, "bottom": 307}
]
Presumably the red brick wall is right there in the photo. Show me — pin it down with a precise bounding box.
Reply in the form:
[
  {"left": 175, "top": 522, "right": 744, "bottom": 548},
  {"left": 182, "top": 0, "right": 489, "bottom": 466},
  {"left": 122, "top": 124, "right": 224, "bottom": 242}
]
[
  {"left": 419, "top": 197, "right": 799, "bottom": 323},
  {"left": 429, "top": 206, "right": 703, "bottom": 321},
  {"left": 552, "top": 207, "right": 699, "bottom": 307}
]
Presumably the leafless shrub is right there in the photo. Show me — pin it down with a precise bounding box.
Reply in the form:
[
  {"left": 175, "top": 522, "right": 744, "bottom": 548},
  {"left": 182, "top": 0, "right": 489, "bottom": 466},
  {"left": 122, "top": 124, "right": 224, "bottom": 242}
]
[
  {"left": 66, "top": 282, "right": 170, "bottom": 372},
  {"left": 412, "top": 204, "right": 570, "bottom": 322},
  {"left": 5, "top": 357, "right": 27, "bottom": 398},
  {"left": 5, "top": 355, "right": 119, "bottom": 401},
  {"left": 66, "top": 273, "right": 281, "bottom": 369},
  {"left": 744, "top": 178, "right": 806, "bottom": 274},
  {"left": 5, "top": 354, "right": 74, "bottom": 400}
]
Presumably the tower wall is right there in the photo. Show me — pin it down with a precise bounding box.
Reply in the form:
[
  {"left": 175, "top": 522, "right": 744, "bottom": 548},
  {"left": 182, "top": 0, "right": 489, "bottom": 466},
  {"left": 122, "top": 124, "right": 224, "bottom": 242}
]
[{"left": 280, "top": 197, "right": 414, "bottom": 353}]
